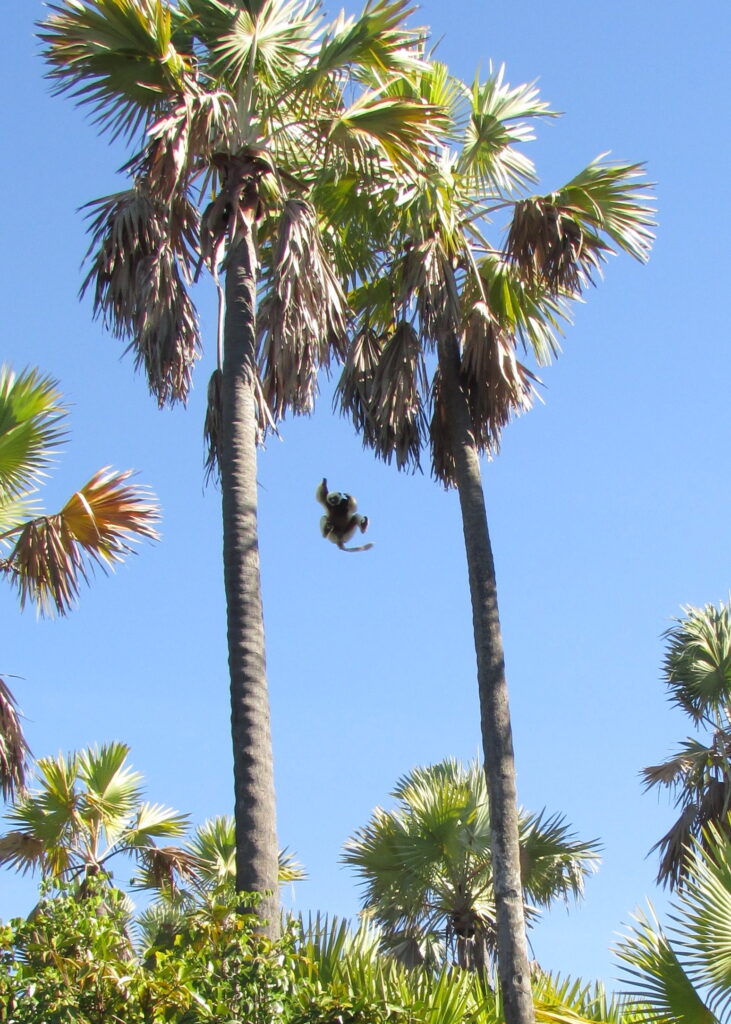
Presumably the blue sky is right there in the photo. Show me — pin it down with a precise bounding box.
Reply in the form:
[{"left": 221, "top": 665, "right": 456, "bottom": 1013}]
[{"left": 2, "top": 0, "right": 730, "bottom": 988}]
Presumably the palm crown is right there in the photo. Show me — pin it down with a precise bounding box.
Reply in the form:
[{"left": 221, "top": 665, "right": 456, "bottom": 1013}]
[
  {"left": 40, "top": 0, "right": 448, "bottom": 432},
  {"left": 343, "top": 759, "right": 600, "bottom": 971},
  {"left": 643, "top": 601, "right": 731, "bottom": 889}
]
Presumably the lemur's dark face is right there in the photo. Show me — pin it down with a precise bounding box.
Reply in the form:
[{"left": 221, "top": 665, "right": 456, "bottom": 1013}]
[{"left": 326, "top": 492, "right": 349, "bottom": 509}]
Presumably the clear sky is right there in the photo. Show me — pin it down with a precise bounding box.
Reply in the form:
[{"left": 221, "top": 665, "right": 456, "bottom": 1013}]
[{"left": 2, "top": 0, "right": 730, "bottom": 990}]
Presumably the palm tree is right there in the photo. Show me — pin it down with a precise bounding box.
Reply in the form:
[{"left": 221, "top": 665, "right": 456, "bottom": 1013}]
[
  {"left": 336, "top": 63, "right": 653, "bottom": 1020},
  {"left": 39, "top": 0, "right": 446, "bottom": 935},
  {"left": 0, "top": 741, "right": 193, "bottom": 892},
  {"left": 0, "top": 364, "right": 160, "bottom": 800},
  {"left": 643, "top": 600, "right": 731, "bottom": 890},
  {"left": 344, "top": 759, "right": 600, "bottom": 974},
  {"left": 616, "top": 821, "right": 731, "bottom": 1023}
]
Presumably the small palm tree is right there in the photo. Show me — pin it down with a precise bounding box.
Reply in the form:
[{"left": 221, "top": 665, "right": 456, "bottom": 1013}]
[
  {"left": 616, "top": 821, "right": 731, "bottom": 1023},
  {"left": 344, "top": 759, "right": 600, "bottom": 974},
  {"left": 39, "top": 0, "right": 446, "bottom": 933},
  {"left": 336, "top": 62, "right": 653, "bottom": 1020},
  {"left": 0, "top": 741, "right": 192, "bottom": 892},
  {"left": 643, "top": 600, "right": 731, "bottom": 889},
  {"left": 0, "top": 364, "right": 159, "bottom": 801}
]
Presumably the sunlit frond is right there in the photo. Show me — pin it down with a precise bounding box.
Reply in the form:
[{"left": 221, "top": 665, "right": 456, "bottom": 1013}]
[
  {"left": 311, "top": 0, "right": 428, "bottom": 84},
  {"left": 0, "top": 366, "right": 65, "bottom": 507},
  {"left": 506, "top": 158, "right": 654, "bottom": 293},
  {"left": 459, "top": 66, "right": 556, "bottom": 193},
  {"left": 215, "top": 0, "right": 320, "bottom": 87},
  {"left": 39, "top": 0, "right": 191, "bottom": 141},
  {"left": 3, "top": 467, "right": 160, "bottom": 617},
  {"left": 0, "top": 677, "right": 31, "bottom": 802},
  {"left": 616, "top": 905, "right": 717, "bottom": 1023},
  {"left": 326, "top": 91, "right": 447, "bottom": 176}
]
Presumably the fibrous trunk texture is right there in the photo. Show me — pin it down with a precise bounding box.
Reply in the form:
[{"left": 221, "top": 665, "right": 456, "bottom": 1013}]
[
  {"left": 221, "top": 230, "right": 280, "bottom": 937},
  {"left": 438, "top": 337, "right": 535, "bottom": 1024}
]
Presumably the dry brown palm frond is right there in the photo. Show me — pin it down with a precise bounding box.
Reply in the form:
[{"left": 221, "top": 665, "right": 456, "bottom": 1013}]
[
  {"left": 506, "top": 197, "right": 610, "bottom": 294},
  {"left": 203, "top": 369, "right": 223, "bottom": 485},
  {"left": 125, "top": 88, "right": 239, "bottom": 203},
  {"left": 461, "top": 301, "right": 539, "bottom": 455},
  {"left": 82, "top": 183, "right": 201, "bottom": 406},
  {"left": 0, "top": 829, "right": 46, "bottom": 874},
  {"left": 0, "top": 677, "right": 30, "bottom": 802},
  {"left": 429, "top": 368, "right": 455, "bottom": 487},
  {"left": 399, "top": 237, "right": 461, "bottom": 345},
  {"left": 335, "top": 326, "right": 384, "bottom": 440},
  {"left": 133, "top": 844, "right": 199, "bottom": 893},
  {"left": 5, "top": 468, "right": 160, "bottom": 616},
  {"left": 364, "top": 321, "right": 428, "bottom": 471},
  {"left": 258, "top": 199, "right": 349, "bottom": 419}
]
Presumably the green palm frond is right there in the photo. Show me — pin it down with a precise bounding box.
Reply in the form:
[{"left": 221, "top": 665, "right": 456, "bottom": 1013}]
[
  {"left": 518, "top": 809, "right": 601, "bottom": 907},
  {"left": 278, "top": 846, "right": 307, "bottom": 882},
  {"left": 616, "top": 905, "right": 717, "bottom": 1024},
  {"left": 311, "top": 0, "right": 428, "bottom": 84},
  {"left": 39, "top": 0, "right": 191, "bottom": 141},
  {"left": 459, "top": 66, "right": 556, "bottom": 193},
  {"left": 0, "top": 366, "right": 65, "bottom": 509},
  {"left": 326, "top": 91, "right": 447, "bottom": 176},
  {"left": 663, "top": 602, "right": 731, "bottom": 721},
  {"left": 0, "top": 676, "right": 30, "bottom": 802}
]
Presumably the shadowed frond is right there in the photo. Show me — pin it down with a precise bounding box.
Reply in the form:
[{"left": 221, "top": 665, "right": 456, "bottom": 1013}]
[
  {"left": 279, "top": 846, "right": 307, "bottom": 882},
  {"left": 363, "top": 322, "right": 428, "bottom": 471},
  {"left": 39, "top": 0, "right": 191, "bottom": 141},
  {"left": 82, "top": 183, "right": 200, "bottom": 405},
  {"left": 460, "top": 301, "right": 539, "bottom": 457},
  {"left": 132, "top": 843, "right": 198, "bottom": 892},
  {"left": 258, "top": 199, "right": 349, "bottom": 418},
  {"left": 662, "top": 602, "right": 731, "bottom": 722},
  {"left": 336, "top": 326, "right": 384, "bottom": 441},
  {"left": 0, "top": 677, "right": 31, "bottom": 802},
  {"left": 2, "top": 467, "right": 160, "bottom": 617}
]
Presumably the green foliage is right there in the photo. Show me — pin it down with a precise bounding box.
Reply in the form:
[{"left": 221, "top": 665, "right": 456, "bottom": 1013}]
[{"left": 0, "top": 879, "right": 301, "bottom": 1024}]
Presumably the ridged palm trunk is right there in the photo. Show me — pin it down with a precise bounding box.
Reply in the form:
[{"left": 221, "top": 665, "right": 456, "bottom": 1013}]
[
  {"left": 221, "top": 227, "right": 280, "bottom": 938},
  {"left": 438, "top": 337, "right": 534, "bottom": 1024}
]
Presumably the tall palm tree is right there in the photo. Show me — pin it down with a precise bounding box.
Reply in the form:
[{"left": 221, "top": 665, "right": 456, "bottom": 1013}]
[
  {"left": 344, "top": 758, "right": 600, "bottom": 974},
  {"left": 0, "top": 364, "right": 160, "bottom": 800},
  {"left": 0, "top": 741, "right": 192, "bottom": 891},
  {"left": 616, "top": 821, "right": 731, "bottom": 1023},
  {"left": 39, "top": 0, "right": 446, "bottom": 934},
  {"left": 336, "top": 64, "right": 653, "bottom": 1021},
  {"left": 643, "top": 600, "right": 731, "bottom": 890}
]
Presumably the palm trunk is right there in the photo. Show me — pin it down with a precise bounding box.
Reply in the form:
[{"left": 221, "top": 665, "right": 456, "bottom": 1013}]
[
  {"left": 438, "top": 337, "right": 534, "bottom": 1024},
  {"left": 221, "top": 228, "right": 279, "bottom": 937}
]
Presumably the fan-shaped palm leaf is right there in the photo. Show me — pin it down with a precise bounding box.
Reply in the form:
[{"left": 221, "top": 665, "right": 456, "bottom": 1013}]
[{"left": 0, "top": 742, "right": 190, "bottom": 890}]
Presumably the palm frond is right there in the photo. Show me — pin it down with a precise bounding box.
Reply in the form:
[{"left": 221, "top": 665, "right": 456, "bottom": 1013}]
[
  {"left": 82, "top": 183, "right": 201, "bottom": 406},
  {"left": 39, "top": 0, "right": 191, "bottom": 142},
  {"left": 311, "top": 0, "right": 428, "bottom": 84},
  {"left": 506, "top": 158, "right": 654, "bottom": 293},
  {"left": 131, "top": 843, "right": 198, "bottom": 892},
  {"left": 0, "top": 677, "right": 31, "bottom": 802},
  {"left": 0, "top": 829, "right": 47, "bottom": 876},
  {"left": 662, "top": 602, "right": 731, "bottom": 721},
  {"left": 0, "top": 366, "right": 66, "bottom": 506},
  {"left": 258, "top": 199, "right": 349, "bottom": 418},
  {"left": 615, "top": 905, "right": 717, "bottom": 1024},
  {"left": 518, "top": 809, "right": 601, "bottom": 907},
  {"left": 4, "top": 467, "right": 160, "bottom": 617},
  {"left": 459, "top": 66, "right": 556, "bottom": 193}
]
